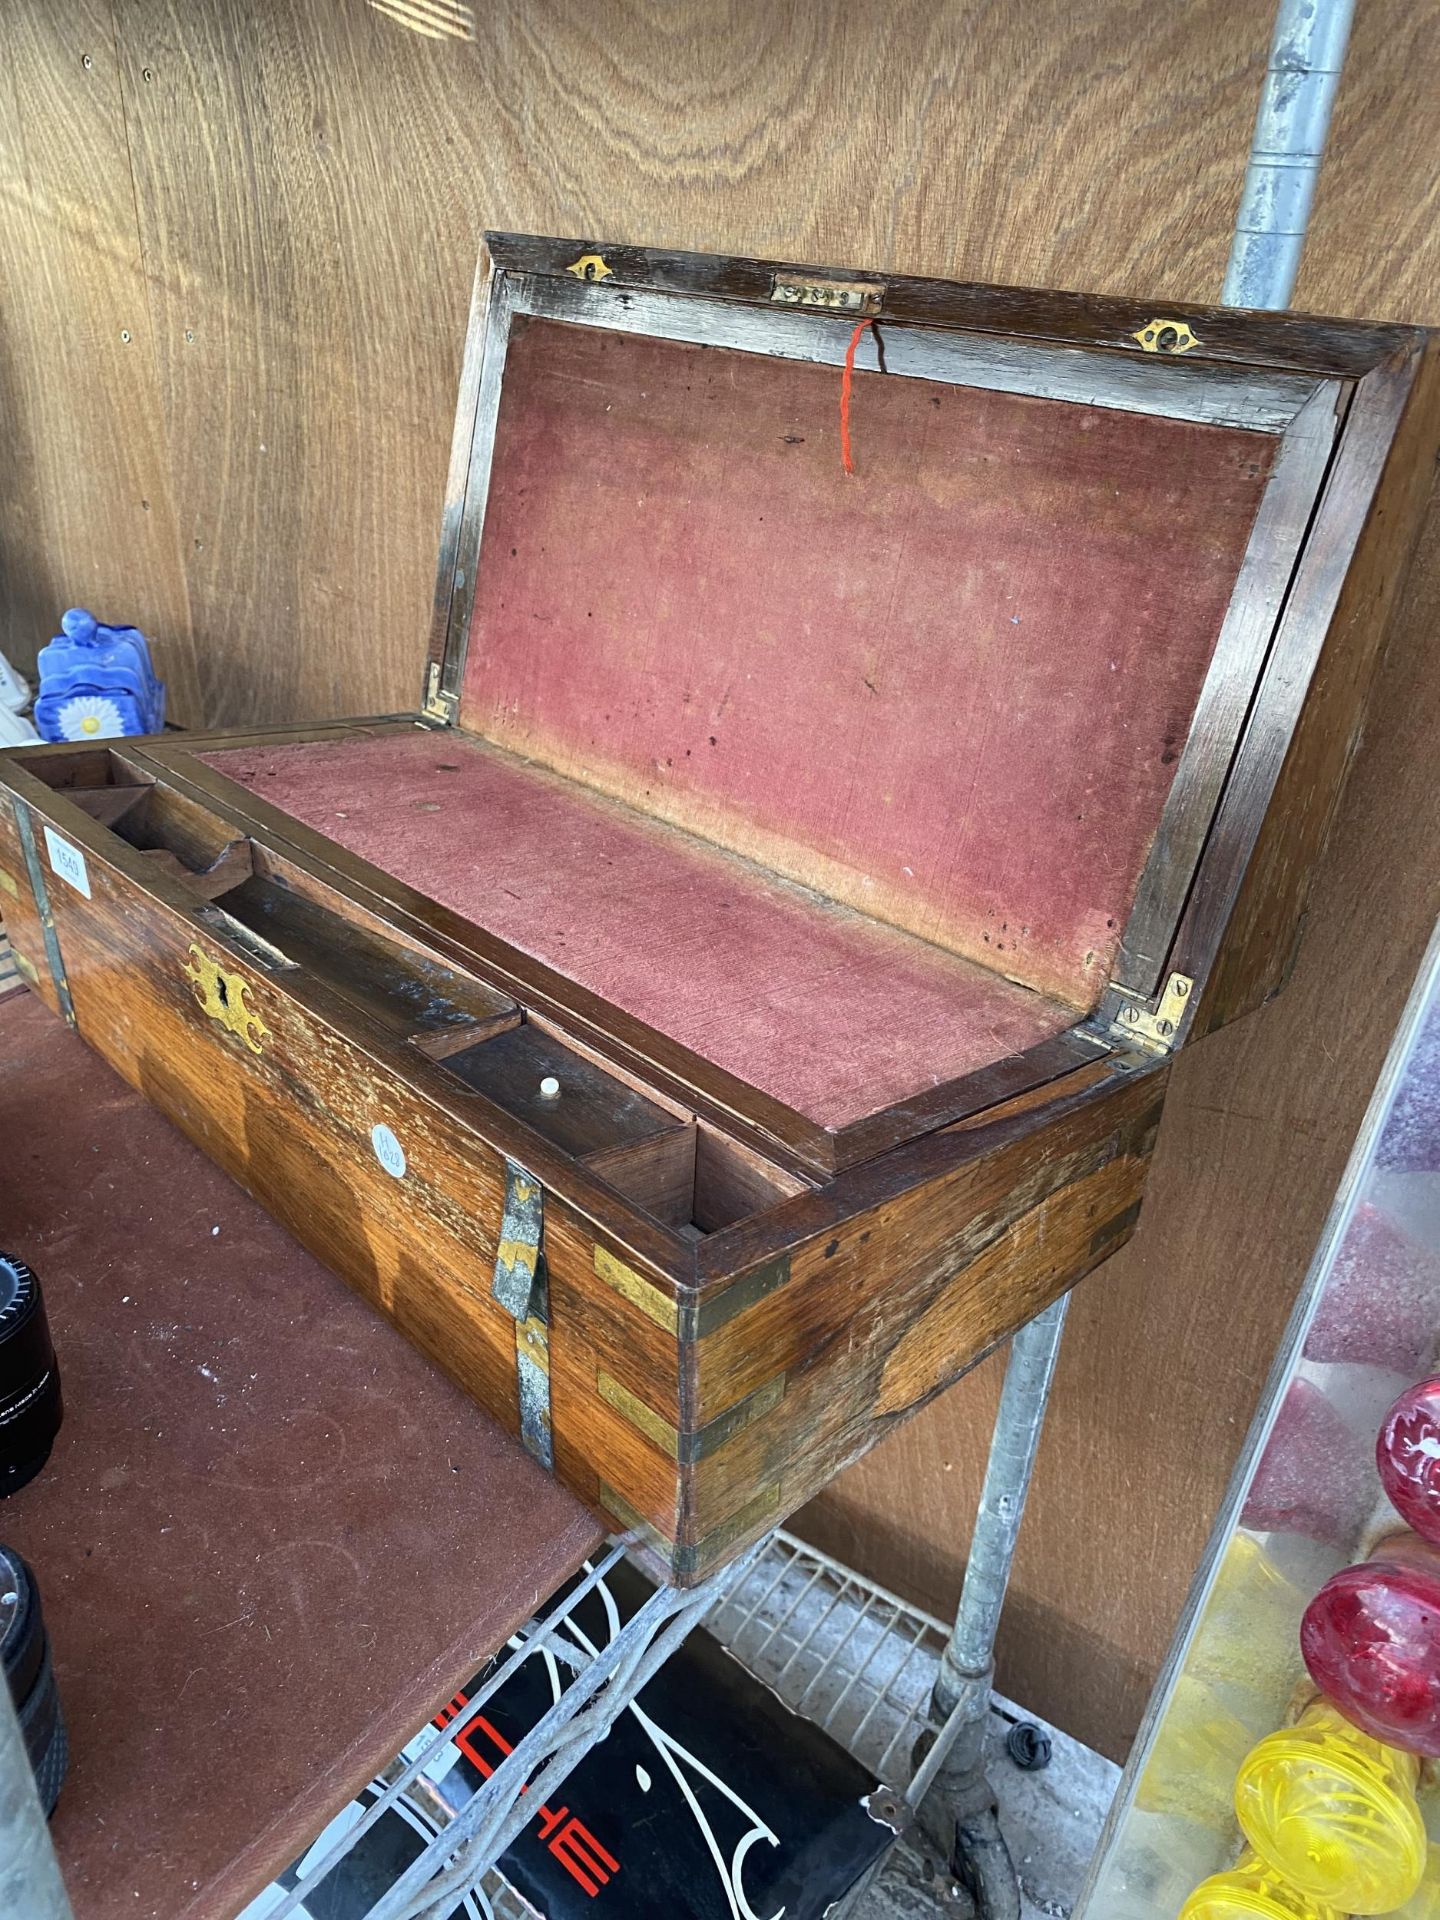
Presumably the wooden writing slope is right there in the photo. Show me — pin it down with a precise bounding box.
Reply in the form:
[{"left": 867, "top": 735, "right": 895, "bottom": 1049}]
[{"left": 3, "top": 235, "right": 1437, "bottom": 1583}]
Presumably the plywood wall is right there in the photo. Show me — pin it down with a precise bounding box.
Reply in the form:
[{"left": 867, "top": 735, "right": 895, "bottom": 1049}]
[{"left": 2, "top": 0, "right": 1438, "bottom": 1756}]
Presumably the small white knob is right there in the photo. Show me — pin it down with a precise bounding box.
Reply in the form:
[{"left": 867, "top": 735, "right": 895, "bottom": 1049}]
[{"left": 538, "top": 1076, "right": 561, "bottom": 1102}]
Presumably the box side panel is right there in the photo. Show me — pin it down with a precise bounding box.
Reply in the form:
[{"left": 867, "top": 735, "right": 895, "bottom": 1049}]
[
  {"left": 14, "top": 793, "right": 526, "bottom": 1437},
  {"left": 1190, "top": 341, "right": 1440, "bottom": 1033},
  {"left": 546, "top": 1200, "right": 688, "bottom": 1552},
  {"left": 671, "top": 1067, "right": 1165, "bottom": 1579}
]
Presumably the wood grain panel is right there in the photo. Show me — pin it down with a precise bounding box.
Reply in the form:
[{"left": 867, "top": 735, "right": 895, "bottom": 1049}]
[
  {"left": 0, "top": 3, "right": 198, "bottom": 717},
  {"left": 4, "top": 0, "right": 1440, "bottom": 1753},
  {"left": 25, "top": 795, "right": 526, "bottom": 1432},
  {"left": 0, "top": 0, "right": 1277, "bottom": 728}
]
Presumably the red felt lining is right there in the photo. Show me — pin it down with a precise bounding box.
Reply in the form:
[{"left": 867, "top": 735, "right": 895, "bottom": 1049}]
[
  {"left": 460, "top": 320, "right": 1276, "bottom": 1004},
  {"left": 202, "top": 730, "right": 1078, "bottom": 1133}
]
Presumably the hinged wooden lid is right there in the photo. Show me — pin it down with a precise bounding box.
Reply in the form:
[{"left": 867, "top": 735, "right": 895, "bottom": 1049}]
[{"left": 423, "top": 233, "right": 1431, "bottom": 1054}]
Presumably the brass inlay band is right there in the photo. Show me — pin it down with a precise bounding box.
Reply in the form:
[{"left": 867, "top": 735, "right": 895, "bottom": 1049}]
[
  {"left": 684, "top": 1483, "right": 783, "bottom": 1577},
  {"left": 592, "top": 1246, "right": 679, "bottom": 1333},
  {"left": 597, "top": 1370, "right": 786, "bottom": 1464},
  {"left": 593, "top": 1246, "right": 792, "bottom": 1341},
  {"left": 693, "top": 1253, "right": 791, "bottom": 1337},
  {"left": 596, "top": 1480, "right": 673, "bottom": 1561},
  {"left": 597, "top": 1477, "right": 781, "bottom": 1576}
]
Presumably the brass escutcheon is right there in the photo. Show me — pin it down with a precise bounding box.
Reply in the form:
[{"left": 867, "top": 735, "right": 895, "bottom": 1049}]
[
  {"left": 1133, "top": 317, "right": 1199, "bottom": 355},
  {"left": 565, "top": 252, "right": 613, "bottom": 283},
  {"left": 182, "top": 943, "right": 269, "bottom": 1054}
]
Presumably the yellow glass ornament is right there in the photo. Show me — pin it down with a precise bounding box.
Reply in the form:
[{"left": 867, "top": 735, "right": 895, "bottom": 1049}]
[
  {"left": 1136, "top": 1671, "right": 1255, "bottom": 1824},
  {"left": 1393, "top": 1847, "right": 1440, "bottom": 1920},
  {"left": 1179, "top": 1850, "right": 1341, "bottom": 1920},
  {"left": 1190, "top": 1533, "right": 1310, "bottom": 1694},
  {"left": 1233, "top": 1701, "right": 1426, "bottom": 1914}
]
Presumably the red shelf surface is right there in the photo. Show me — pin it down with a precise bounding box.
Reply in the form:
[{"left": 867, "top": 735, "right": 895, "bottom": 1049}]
[{"left": 0, "top": 989, "right": 602, "bottom": 1920}]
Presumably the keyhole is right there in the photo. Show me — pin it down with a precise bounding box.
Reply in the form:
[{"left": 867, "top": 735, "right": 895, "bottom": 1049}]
[
  {"left": 1156, "top": 325, "right": 1181, "bottom": 352},
  {"left": 216, "top": 976, "right": 229, "bottom": 1009}
]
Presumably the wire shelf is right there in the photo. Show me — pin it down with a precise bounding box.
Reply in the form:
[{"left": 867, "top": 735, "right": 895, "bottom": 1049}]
[
  {"left": 706, "top": 1530, "right": 950, "bottom": 1789},
  {"left": 248, "top": 1529, "right": 1114, "bottom": 1920}
]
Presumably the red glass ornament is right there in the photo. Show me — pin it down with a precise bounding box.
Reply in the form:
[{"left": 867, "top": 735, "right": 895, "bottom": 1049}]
[
  {"left": 1300, "top": 1534, "right": 1440, "bottom": 1757},
  {"left": 1378, "top": 1377, "right": 1440, "bottom": 1547}
]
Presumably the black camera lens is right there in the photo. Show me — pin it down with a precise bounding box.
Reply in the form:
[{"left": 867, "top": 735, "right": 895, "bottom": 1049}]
[
  {"left": 0, "top": 1546, "right": 67, "bottom": 1815},
  {"left": 0, "top": 1253, "right": 63, "bottom": 1496}
]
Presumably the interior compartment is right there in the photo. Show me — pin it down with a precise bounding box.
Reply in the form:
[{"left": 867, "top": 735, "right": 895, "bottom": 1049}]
[
  {"left": 82, "top": 777, "right": 521, "bottom": 1044},
  {"left": 431, "top": 1019, "right": 684, "bottom": 1162},
  {"left": 9, "top": 744, "right": 152, "bottom": 794},
  {"left": 589, "top": 1116, "right": 811, "bottom": 1238},
  {"left": 17, "top": 753, "right": 812, "bottom": 1204},
  {"left": 200, "top": 727, "right": 1082, "bottom": 1132},
  {"left": 211, "top": 865, "right": 519, "bottom": 1046}
]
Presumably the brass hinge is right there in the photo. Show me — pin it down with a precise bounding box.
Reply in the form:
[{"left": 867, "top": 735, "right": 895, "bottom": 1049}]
[
  {"left": 771, "top": 272, "right": 884, "bottom": 316},
  {"left": 1108, "top": 971, "right": 1194, "bottom": 1054},
  {"left": 422, "top": 662, "right": 458, "bottom": 726}
]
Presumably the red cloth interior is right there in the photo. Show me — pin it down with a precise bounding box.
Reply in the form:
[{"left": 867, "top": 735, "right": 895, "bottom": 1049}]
[
  {"left": 202, "top": 729, "right": 1078, "bottom": 1132},
  {"left": 459, "top": 319, "right": 1275, "bottom": 1005}
]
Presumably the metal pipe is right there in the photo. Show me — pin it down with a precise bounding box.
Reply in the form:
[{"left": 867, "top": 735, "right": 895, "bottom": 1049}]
[
  {"left": 0, "top": 1667, "right": 72, "bottom": 1920},
  {"left": 915, "top": 1294, "right": 1071, "bottom": 1803},
  {"left": 1221, "top": 0, "right": 1357, "bottom": 309}
]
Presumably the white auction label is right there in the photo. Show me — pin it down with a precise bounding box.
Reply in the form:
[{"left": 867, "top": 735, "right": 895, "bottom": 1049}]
[
  {"left": 370, "top": 1122, "right": 406, "bottom": 1179},
  {"left": 43, "top": 826, "right": 90, "bottom": 898}
]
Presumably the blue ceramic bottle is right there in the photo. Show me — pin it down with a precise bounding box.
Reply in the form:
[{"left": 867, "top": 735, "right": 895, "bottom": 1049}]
[{"left": 34, "top": 609, "right": 166, "bottom": 742}]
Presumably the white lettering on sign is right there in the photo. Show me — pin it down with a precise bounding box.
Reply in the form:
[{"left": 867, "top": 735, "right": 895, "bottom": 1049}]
[
  {"left": 371, "top": 1122, "right": 406, "bottom": 1179},
  {"left": 43, "top": 827, "right": 90, "bottom": 899}
]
